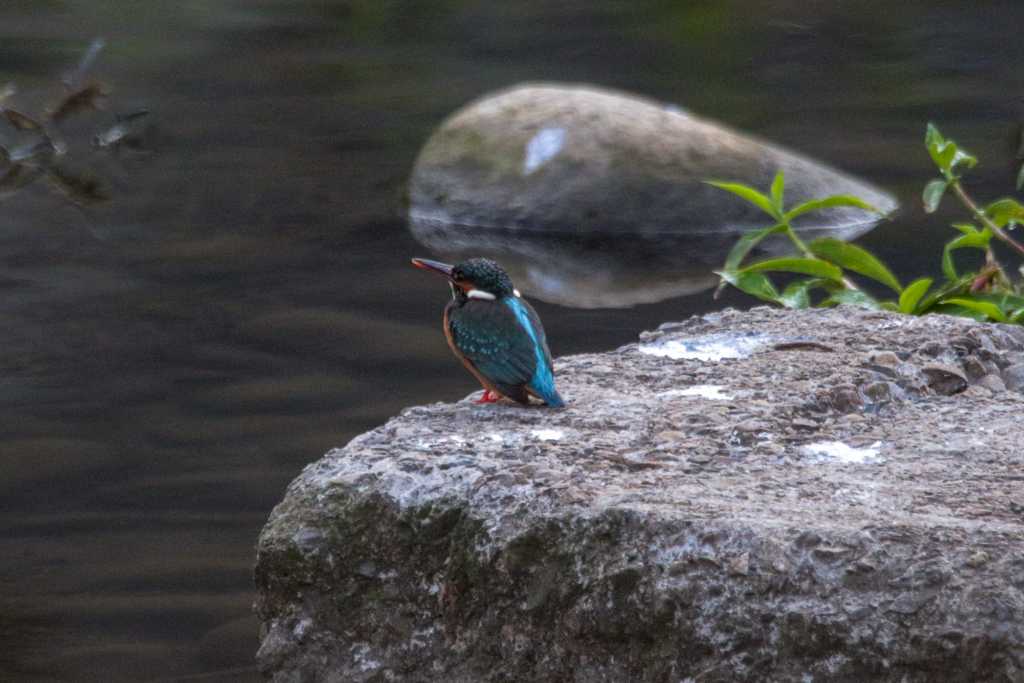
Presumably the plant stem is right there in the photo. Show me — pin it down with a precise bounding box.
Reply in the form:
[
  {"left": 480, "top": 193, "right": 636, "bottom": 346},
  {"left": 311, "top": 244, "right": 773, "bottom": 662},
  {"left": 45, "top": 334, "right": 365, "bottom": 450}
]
[
  {"left": 784, "top": 223, "right": 860, "bottom": 291},
  {"left": 784, "top": 223, "right": 813, "bottom": 257},
  {"left": 950, "top": 180, "right": 1024, "bottom": 258}
]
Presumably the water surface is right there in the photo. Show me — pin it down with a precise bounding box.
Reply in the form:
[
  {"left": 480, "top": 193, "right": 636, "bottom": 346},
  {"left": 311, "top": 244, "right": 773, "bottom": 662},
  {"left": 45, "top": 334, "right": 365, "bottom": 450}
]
[{"left": 2, "top": 2, "right": 1023, "bottom": 681}]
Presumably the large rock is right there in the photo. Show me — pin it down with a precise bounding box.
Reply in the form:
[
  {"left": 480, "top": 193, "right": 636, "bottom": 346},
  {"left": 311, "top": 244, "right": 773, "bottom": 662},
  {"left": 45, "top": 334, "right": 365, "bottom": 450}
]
[
  {"left": 407, "top": 83, "right": 900, "bottom": 309},
  {"left": 255, "top": 307, "right": 1024, "bottom": 682},
  {"left": 408, "top": 83, "right": 897, "bottom": 237}
]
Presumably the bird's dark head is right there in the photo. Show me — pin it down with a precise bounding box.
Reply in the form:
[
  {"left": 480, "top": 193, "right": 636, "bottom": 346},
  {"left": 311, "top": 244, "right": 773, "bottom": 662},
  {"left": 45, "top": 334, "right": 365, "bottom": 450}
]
[{"left": 411, "top": 256, "right": 516, "bottom": 302}]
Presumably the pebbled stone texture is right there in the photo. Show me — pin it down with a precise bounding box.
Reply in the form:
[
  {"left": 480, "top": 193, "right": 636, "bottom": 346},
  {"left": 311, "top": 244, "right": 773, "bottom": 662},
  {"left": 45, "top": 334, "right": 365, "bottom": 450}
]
[{"left": 255, "top": 306, "right": 1024, "bottom": 682}]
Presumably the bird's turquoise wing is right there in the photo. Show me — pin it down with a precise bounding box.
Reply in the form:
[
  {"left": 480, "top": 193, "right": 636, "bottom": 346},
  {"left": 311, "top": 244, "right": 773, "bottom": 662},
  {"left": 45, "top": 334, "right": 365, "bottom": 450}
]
[
  {"left": 448, "top": 300, "right": 537, "bottom": 397},
  {"left": 504, "top": 297, "right": 563, "bottom": 406}
]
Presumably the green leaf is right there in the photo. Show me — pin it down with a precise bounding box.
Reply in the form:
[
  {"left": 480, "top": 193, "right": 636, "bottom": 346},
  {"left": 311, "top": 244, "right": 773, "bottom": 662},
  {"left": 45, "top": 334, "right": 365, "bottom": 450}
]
[
  {"left": 820, "top": 289, "right": 882, "bottom": 310},
  {"left": 941, "top": 248, "right": 956, "bottom": 281},
  {"left": 951, "top": 222, "right": 977, "bottom": 235},
  {"left": 777, "top": 278, "right": 833, "bottom": 309},
  {"left": 916, "top": 275, "right": 974, "bottom": 314},
  {"left": 770, "top": 171, "right": 785, "bottom": 213},
  {"left": 922, "top": 179, "right": 947, "bottom": 213},
  {"left": 706, "top": 180, "right": 779, "bottom": 219},
  {"left": 741, "top": 257, "right": 845, "bottom": 282},
  {"left": 722, "top": 223, "right": 788, "bottom": 272},
  {"left": 783, "top": 194, "right": 880, "bottom": 222},
  {"left": 1010, "top": 307, "right": 1024, "bottom": 324},
  {"left": 985, "top": 198, "right": 1024, "bottom": 228},
  {"left": 930, "top": 302, "right": 991, "bottom": 322},
  {"left": 924, "top": 124, "right": 976, "bottom": 177},
  {"left": 778, "top": 281, "right": 810, "bottom": 309},
  {"left": 1017, "top": 163, "right": 1024, "bottom": 192},
  {"left": 941, "top": 227, "right": 992, "bottom": 280},
  {"left": 950, "top": 225, "right": 990, "bottom": 242},
  {"left": 808, "top": 238, "right": 902, "bottom": 293},
  {"left": 925, "top": 123, "right": 946, "bottom": 168},
  {"left": 963, "top": 292, "right": 1024, "bottom": 312},
  {"left": 899, "top": 277, "right": 933, "bottom": 314},
  {"left": 940, "top": 297, "right": 1007, "bottom": 322},
  {"left": 924, "top": 123, "right": 944, "bottom": 146},
  {"left": 937, "top": 142, "right": 958, "bottom": 171},
  {"left": 714, "top": 270, "right": 779, "bottom": 303},
  {"left": 935, "top": 144, "right": 977, "bottom": 178},
  {"left": 951, "top": 147, "right": 978, "bottom": 172}
]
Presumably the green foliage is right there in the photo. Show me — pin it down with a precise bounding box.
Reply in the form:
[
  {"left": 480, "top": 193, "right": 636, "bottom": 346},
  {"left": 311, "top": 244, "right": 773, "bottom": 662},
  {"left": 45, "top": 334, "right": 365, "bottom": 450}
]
[
  {"left": 898, "top": 277, "right": 932, "bottom": 314},
  {"left": 710, "top": 124, "right": 1024, "bottom": 325},
  {"left": 925, "top": 123, "right": 977, "bottom": 180},
  {"left": 707, "top": 179, "right": 781, "bottom": 220},
  {"left": 784, "top": 194, "right": 878, "bottom": 222},
  {"left": 941, "top": 225, "right": 990, "bottom": 280},
  {"left": 742, "top": 257, "right": 845, "bottom": 282},
  {"left": 985, "top": 198, "right": 1024, "bottom": 229},
  {"left": 922, "top": 179, "right": 946, "bottom": 213},
  {"left": 807, "top": 238, "right": 901, "bottom": 293}
]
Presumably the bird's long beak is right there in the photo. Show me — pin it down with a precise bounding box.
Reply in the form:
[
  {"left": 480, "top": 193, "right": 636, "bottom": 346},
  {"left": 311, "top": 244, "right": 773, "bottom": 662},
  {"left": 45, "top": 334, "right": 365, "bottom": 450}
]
[{"left": 411, "top": 257, "right": 454, "bottom": 279}]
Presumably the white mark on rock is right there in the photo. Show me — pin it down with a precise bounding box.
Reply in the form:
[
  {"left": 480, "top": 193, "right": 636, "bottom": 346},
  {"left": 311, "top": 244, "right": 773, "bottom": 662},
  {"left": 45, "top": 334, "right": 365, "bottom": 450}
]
[
  {"left": 823, "top": 653, "right": 849, "bottom": 674},
  {"left": 414, "top": 434, "right": 465, "bottom": 449},
  {"left": 350, "top": 643, "right": 381, "bottom": 672},
  {"left": 293, "top": 617, "right": 313, "bottom": 640},
  {"left": 639, "top": 334, "right": 769, "bottom": 361},
  {"left": 804, "top": 441, "right": 882, "bottom": 464},
  {"left": 292, "top": 527, "right": 324, "bottom": 552},
  {"left": 409, "top": 625, "right": 436, "bottom": 650},
  {"left": 660, "top": 385, "right": 732, "bottom": 400},
  {"left": 531, "top": 428, "right": 563, "bottom": 441},
  {"left": 523, "top": 127, "right": 566, "bottom": 175}
]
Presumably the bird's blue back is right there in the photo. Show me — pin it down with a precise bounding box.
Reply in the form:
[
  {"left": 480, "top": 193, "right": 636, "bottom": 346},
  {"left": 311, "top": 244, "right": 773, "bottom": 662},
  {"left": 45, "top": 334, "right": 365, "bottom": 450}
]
[
  {"left": 447, "top": 295, "right": 564, "bottom": 407},
  {"left": 503, "top": 297, "right": 563, "bottom": 407}
]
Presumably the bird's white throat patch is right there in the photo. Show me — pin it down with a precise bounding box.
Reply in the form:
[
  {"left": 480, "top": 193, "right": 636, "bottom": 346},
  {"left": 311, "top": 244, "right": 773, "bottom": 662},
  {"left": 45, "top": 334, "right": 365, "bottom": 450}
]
[{"left": 466, "top": 289, "right": 496, "bottom": 301}]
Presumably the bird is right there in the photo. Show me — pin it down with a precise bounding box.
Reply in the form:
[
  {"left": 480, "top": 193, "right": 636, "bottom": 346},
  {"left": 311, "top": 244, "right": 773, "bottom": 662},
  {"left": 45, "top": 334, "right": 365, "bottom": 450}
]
[{"left": 411, "top": 256, "right": 565, "bottom": 408}]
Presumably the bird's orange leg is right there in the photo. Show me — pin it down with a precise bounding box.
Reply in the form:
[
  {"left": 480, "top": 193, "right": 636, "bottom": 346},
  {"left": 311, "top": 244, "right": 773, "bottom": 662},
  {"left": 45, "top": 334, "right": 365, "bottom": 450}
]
[{"left": 476, "top": 390, "right": 500, "bottom": 403}]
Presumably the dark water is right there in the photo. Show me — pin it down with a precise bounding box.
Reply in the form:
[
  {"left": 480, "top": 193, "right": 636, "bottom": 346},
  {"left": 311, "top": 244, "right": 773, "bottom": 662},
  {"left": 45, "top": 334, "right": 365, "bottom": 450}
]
[{"left": 2, "top": 2, "right": 1022, "bottom": 681}]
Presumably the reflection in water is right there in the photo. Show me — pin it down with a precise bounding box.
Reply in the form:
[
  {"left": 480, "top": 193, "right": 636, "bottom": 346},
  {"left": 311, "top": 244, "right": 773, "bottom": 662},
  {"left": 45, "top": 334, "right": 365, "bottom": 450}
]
[
  {"left": 0, "top": 38, "right": 153, "bottom": 213},
  {"left": 409, "top": 210, "right": 881, "bottom": 309},
  {"left": 410, "top": 212, "right": 719, "bottom": 307},
  {"left": 92, "top": 109, "right": 151, "bottom": 150}
]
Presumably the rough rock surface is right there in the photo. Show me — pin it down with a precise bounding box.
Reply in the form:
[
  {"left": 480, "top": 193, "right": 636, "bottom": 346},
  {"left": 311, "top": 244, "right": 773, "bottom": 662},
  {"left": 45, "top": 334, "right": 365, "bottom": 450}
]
[
  {"left": 255, "top": 306, "right": 1024, "bottom": 682},
  {"left": 408, "top": 83, "right": 897, "bottom": 237}
]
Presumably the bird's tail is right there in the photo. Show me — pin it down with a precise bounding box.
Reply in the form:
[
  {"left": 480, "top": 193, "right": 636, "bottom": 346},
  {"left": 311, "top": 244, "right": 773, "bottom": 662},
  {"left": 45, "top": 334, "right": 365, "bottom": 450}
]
[{"left": 543, "top": 389, "right": 565, "bottom": 408}]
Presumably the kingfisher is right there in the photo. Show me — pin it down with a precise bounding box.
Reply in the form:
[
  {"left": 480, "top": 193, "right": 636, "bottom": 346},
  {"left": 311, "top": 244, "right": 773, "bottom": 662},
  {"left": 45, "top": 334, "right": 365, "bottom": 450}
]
[{"left": 411, "top": 256, "right": 565, "bottom": 408}]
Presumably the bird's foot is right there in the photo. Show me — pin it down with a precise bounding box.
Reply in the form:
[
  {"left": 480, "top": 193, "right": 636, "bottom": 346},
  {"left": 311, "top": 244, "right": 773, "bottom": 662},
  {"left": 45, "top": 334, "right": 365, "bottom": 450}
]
[{"left": 476, "top": 390, "right": 500, "bottom": 404}]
